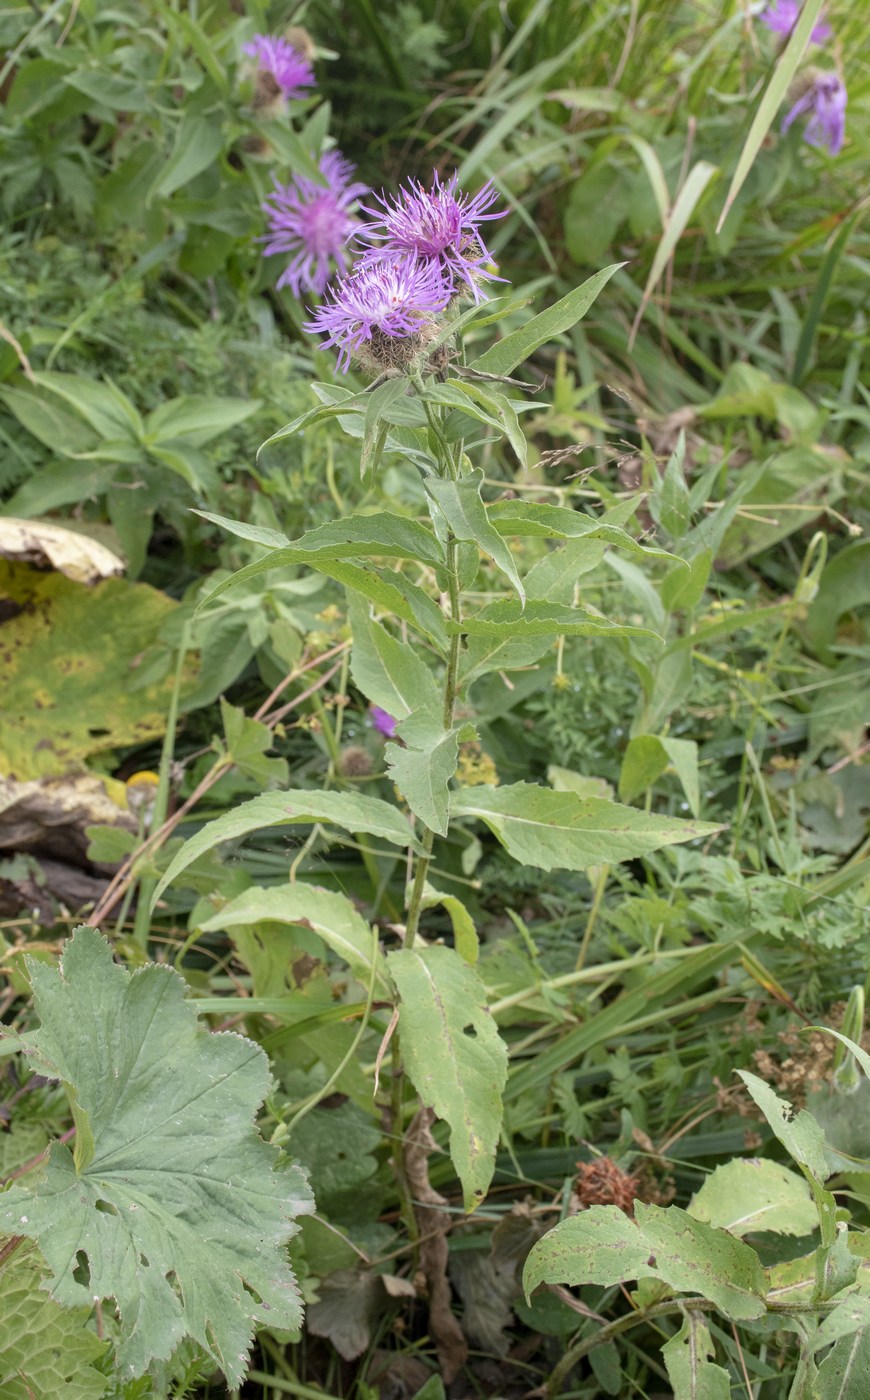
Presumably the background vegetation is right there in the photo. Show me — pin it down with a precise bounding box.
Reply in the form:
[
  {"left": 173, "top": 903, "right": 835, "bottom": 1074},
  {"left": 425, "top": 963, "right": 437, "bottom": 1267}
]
[{"left": 1, "top": 0, "right": 869, "bottom": 1396}]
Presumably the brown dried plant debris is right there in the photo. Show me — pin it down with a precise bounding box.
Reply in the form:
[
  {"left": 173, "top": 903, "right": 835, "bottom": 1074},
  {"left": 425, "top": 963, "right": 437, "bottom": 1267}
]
[{"left": 404, "top": 1107, "right": 468, "bottom": 1384}]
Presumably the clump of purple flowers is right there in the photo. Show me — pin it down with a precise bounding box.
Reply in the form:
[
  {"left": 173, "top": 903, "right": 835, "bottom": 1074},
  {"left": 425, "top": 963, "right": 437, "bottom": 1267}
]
[
  {"left": 304, "top": 256, "right": 450, "bottom": 373},
  {"left": 760, "top": 0, "right": 831, "bottom": 44},
  {"left": 261, "top": 152, "right": 368, "bottom": 296},
  {"left": 783, "top": 71, "right": 847, "bottom": 154},
  {"left": 304, "top": 169, "right": 505, "bottom": 373},
  {"left": 357, "top": 171, "right": 504, "bottom": 302},
  {"left": 243, "top": 34, "right": 315, "bottom": 100}
]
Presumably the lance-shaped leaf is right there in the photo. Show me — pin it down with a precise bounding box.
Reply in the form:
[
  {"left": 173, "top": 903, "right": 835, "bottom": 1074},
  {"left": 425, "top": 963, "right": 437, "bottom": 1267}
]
[
  {"left": 388, "top": 946, "right": 507, "bottom": 1209},
  {"left": 0, "top": 928, "right": 314, "bottom": 1386},
  {"left": 523, "top": 1203, "right": 766, "bottom": 1321},
  {"left": 195, "top": 512, "right": 445, "bottom": 611},
  {"left": 347, "top": 592, "right": 442, "bottom": 721},
  {"left": 469, "top": 264, "right": 624, "bottom": 377},
  {"left": 199, "top": 883, "right": 388, "bottom": 990},
  {"left": 426, "top": 468, "right": 525, "bottom": 603},
  {"left": 451, "top": 783, "right": 721, "bottom": 872},
  {"left": 386, "top": 721, "right": 460, "bottom": 836},
  {"left": 153, "top": 789, "right": 419, "bottom": 906},
  {"left": 454, "top": 599, "right": 661, "bottom": 643},
  {"left": 815, "top": 1325, "right": 870, "bottom": 1399},
  {"left": 488, "top": 498, "right": 676, "bottom": 560},
  {"left": 0, "top": 1246, "right": 109, "bottom": 1400},
  {"left": 662, "top": 1312, "right": 731, "bottom": 1400}
]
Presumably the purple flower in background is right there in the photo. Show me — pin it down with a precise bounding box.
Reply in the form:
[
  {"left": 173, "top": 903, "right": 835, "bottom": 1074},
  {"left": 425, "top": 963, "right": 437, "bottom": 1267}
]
[
  {"left": 303, "top": 256, "right": 450, "bottom": 372},
  {"left": 243, "top": 34, "right": 315, "bottom": 99},
  {"left": 760, "top": 0, "right": 831, "bottom": 44},
  {"left": 261, "top": 152, "right": 368, "bottom": 296},
  {"left": 370, "top": 705, "right": 397, "bottom": 738},
  {"left": 357, "top": 170, "right": 505, "bottom": 301},
  {"left": 782, "top": 72, "right": 846, "bottom": 154}
]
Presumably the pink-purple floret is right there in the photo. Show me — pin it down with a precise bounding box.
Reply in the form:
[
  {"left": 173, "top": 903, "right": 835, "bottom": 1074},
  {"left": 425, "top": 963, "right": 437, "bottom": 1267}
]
[
  {"left": 782, "top": 73, "right": 847, "bottom": 155},
  {"left": 760, "top": 0, "right": 831, "bottom": 44},
  {"left": 261, "top": 152, "right": 369, "bottom": 296},
  {"left": 243, "top": 34, "right": 315, "bottom": 99},
  {"left": 370, "top": 705, "right": 398, "bottom": 738}
]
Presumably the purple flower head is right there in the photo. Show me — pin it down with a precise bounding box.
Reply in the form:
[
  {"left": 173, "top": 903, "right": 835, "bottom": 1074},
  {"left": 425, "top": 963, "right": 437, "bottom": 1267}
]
[
  {"left": 370, "top": 705, "right": 397, "bottom": 738},
  {"left": 357, "top": 170, "right": 506, "bottom": 302},
  {"left": 260, "top": 152, "right": 368, "bottom": 296},
  {"left": 782, "top": 72, "right": 846, "bottom": 154},
  {"left": 303, "top": 255, "right": 450, "bottom": 373},
  {"left": 243, "top": 34, "right": 315, "bottom": 99},
  {"left": 760, "top": 0, "right": 831, "bottom": 44}
]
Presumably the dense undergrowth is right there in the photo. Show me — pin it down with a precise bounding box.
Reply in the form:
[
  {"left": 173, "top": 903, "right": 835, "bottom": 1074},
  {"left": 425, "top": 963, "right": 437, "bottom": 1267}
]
[{"left": 1, "top": 1, "right": 869, "bottom": 1397}]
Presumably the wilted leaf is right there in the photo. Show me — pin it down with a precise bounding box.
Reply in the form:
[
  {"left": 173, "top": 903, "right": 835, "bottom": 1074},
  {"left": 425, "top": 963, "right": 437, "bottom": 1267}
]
[
  {"left": 0, "top": 518, "right": 123, "bottom": 584},
  {"left": 388, "top": 946, "right": 507, "bottom": 1209},
  {"left": 451, "top": 783, "right": 720, "bottom": 872},
  {"left": 0, "top": 928, "right": 314, "bottom": 1386}
]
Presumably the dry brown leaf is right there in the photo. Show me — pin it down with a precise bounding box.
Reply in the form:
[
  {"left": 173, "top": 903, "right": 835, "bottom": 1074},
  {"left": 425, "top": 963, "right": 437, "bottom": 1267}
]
[
  {"left": 0, "top": 518, "right": 124, "bottom": 585},
  {"left": 404, "top": 1106, "right": 468, "bottom": 1383}
]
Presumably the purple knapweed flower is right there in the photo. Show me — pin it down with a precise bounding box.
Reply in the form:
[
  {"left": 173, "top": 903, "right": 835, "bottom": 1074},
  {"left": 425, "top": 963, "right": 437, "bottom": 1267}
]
[
  {"left": 243, "top": 34, "right": 315, "bottom": 99},
  {"left": 370, "top": 705, "right": 397, "bottom": 738},
  {"left": 760, "top": 0, "right": 831, "bottom": 44},
  {"left": 303, "top": 256, "right": 450, "bottom": 372},
  {"left": 357, "top": 170, "right": 505, "bottom": 302},
  {"left": 261, "top": 152, "right": 368, "bottom": 296},
  {"left": 782, "top": 72, "right": 846, "bottom": 154}
]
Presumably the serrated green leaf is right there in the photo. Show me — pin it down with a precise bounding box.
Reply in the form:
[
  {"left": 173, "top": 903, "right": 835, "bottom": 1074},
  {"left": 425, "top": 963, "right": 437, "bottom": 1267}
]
[
  {"left": 455, "top": 599, "right": 661, "bottom": 643},
  {"left": 387, "top": 946, "right": 507, "bottom": 1209},
  {"left": 153, "top": 789, "right": 419, "bottom": 905},
  {"left": 217, "top": 698, "right": 288, "bottom": 788},
  {"left": 488, "top": 498, "right": 676, "bottom": 560},
  {"left": 524, "top": 1203, "right": 766, "bottom": 1321},
  {"left": 469, "top": 265, "right": 624, "bottom": 377},
  {"left": 386, "top": 723, "right": 460, "bottom": 836},
  {"left": 814, "top": 1324, "right": 870, "bottom": 1399},
  {"left": 198, "top": 883, "right": 387, "bottom": 990},
  {"left": 662, "top": 1312, "right": 731, "bottom": 1400},
  {"left": 196, "top": 514, "right": 446, "bottom": 612},
  {"left": 0, "top": 1246, "right": 109, "bottom": 1400},
  {"left": 451, "top": 783, "right": 721, "bottom": 872},
  {"left": 737, "top": 1073, "right": 830, "bottom": 1183},
  {"left": 0, "top": 928, "right": 314, "bottom": 1386},
  {"left": 689, "top": 1158, "right": 817, "bottom": 1238},
  {"left": 426, "top": 468, "right": 524, "bottom": 602},
  {"left": 347, "top": 593, "right": 441, "bottom": 721},
  {"left": 332, "top": 563, "right": 448, "bottom": 650}
]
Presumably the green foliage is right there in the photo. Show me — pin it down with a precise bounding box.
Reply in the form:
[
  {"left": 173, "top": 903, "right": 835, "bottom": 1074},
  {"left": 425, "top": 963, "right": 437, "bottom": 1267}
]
[{"left": 0, "top": 1247, "right": 109, "bottom": 1399}]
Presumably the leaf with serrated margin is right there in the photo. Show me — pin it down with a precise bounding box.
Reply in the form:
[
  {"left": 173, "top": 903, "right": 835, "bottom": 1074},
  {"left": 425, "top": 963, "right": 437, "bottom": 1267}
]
[
  {"left": 689, "top": 1158, "right": 817, "bottom": 1238},
  {"left": 454, "top": 599, "right": 661, "bottom": 642},
  {"left": 426, "top": 468, "right": 524, "bottom": 603},
  {"left": 195, "top": 513, "right": 446, "bottom": 612},
  {"left": 662, "top": 1312, "right": 731, "bottom": 1400},
  {"left": 0, "top": 928, "right": 314, "bottom": 1387},
  {"left": 0, "top": 1246, "right": 109, "bottom": 1399},
  {"left": 388, "top": 946, "right": 507, "bottom": 1210},
  {"left": 469, "top": 265, "right": 625, "bottom": 377},
  {"left": 451, "top": 783, "right": 721, "bottom": 872},
  {"left": 198, "top": 883, "right": 387, "bottom": 990},
  {"left": 815, "top": 1323, "right": 870, "bottom": 1399},
  {"left": 332, "top": 563, "right": 448, "bottom": 650},
  {"left": 153, "top": 789, "right": 418, "bottom": 906},
  {"left": 488, "top": 498, "right": 677, "bottom": 561},
  {"left": 347, "top": 593, "right": 441, "bottom": 721},
  {"left": 737, "top": 1073, "right": 829, "bottom": 1182},
  {"left": 522, "top": 1206, "right": 651, "bottom": 1298},
  {"left": 386, "top": 722, "right": 460, "bottom": 836}
]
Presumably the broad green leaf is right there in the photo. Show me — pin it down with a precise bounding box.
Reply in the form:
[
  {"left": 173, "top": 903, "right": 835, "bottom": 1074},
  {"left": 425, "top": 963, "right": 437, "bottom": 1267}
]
[
  {"left": 0, "top": 928, "right": 314, "bottom": 1386},
  {"left": 153, "top": 789, "right": 419, "bottom": 905},
  {"left": 388, "top": 946, "right": 507, "bottom": 1210},
  {"left": 814, "top": 1325, "right": 870, "bottom": 1399},
  {"left": 451, "top": 783, "right": 720, "bottom": 872},
  {"left": 455, "top": 599, "right": 660, "bottom": 643},
  {"left": 470, "top": 265, "right": 624, "bottom": 377},
  {"left": 347, "top": 593, "right": 441, "bottom": 721},
  {"left": 523, "top": 1206, "right": 651, "bottom": 1297},
  {"left": 198, "top": 882, "right": 387, "bottom": 990},
  {"left": 217, "top": 698, "right": 288, "bottom": 788},
  {"left": 813, "top": 1297, "right": 870, "bottom": 1355},
  {"left": 361, "top": 376, "right": 410, "bottom": 477},
  {"left": 150, "top": 112, "right": 224, "bottom": 199},
  {"left": 428, "top": 381, "right": 528, "bottom": 466},
  {"left": 689, "top": 1158, "right": 817, "bottom": 1238},
  {"left": 717, "top": 0, "right": 827, "bottom": 231},
  {"left": 619, "top": 735, "right": 700, "bottom": 816},
  {"left": 649, "top": 434, "right": 691, "bottom": 541},
  {"left": 716, "top": 448, "right": 843, "bottom": 569},
  {"left": 737, "top": 1072, "right": 830, "bottom": 1183},
  {"left": 386, "top": 722, "right": 460, "bottom": 836},
  {"left": 332, "top": 562, "right": 448, "bottom": 651},
  {"left": 421, "top": 884, "right": 479, "bottom": 964},
  {"left": 34, "top": 371, "right": 143, "bottom": 441},
  {"left": 0, "top": 1246, "right": 109, "bottom": 1400},
  {"left": 197, "top": 513, "right": 446, "bottom": 611},
  {"left": 662, "top": 1312, "right": 731, "bottom": 1400},
  {"left": 0, "top": 561, "right": 183, "bottom": 779},
  {"left": 488, "top": 498, "right": 675, "bottom": 560},
  {"left": 0, "top": 382, "right": 100, "bottom": 456},
  {"left": 524, "top": 1203, "right": 766, "bottom": 1321},
  {"left": 146, "top": 395, "right": 260, "bottom": 447},
  {"left": 426, "top": 468, "right": 525, "bottom": 602},
  {"left": 64, "top": 69, "right": 151, "bottom": 111}
]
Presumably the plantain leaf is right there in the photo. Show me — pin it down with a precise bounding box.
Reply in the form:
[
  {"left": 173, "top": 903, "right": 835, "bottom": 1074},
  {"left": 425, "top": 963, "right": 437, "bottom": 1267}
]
[
  {"left": 451, "top": 783, "right": 721, "bottom": 872},
  {"left": 0, "top": 928, "right": 314, "bottom": 1386},
  {"left": 388, "top": 945, "right": 507, "bottom": 1209},
  {"left": 153, "top": 789, "right": 419, "bottom": 906}
]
